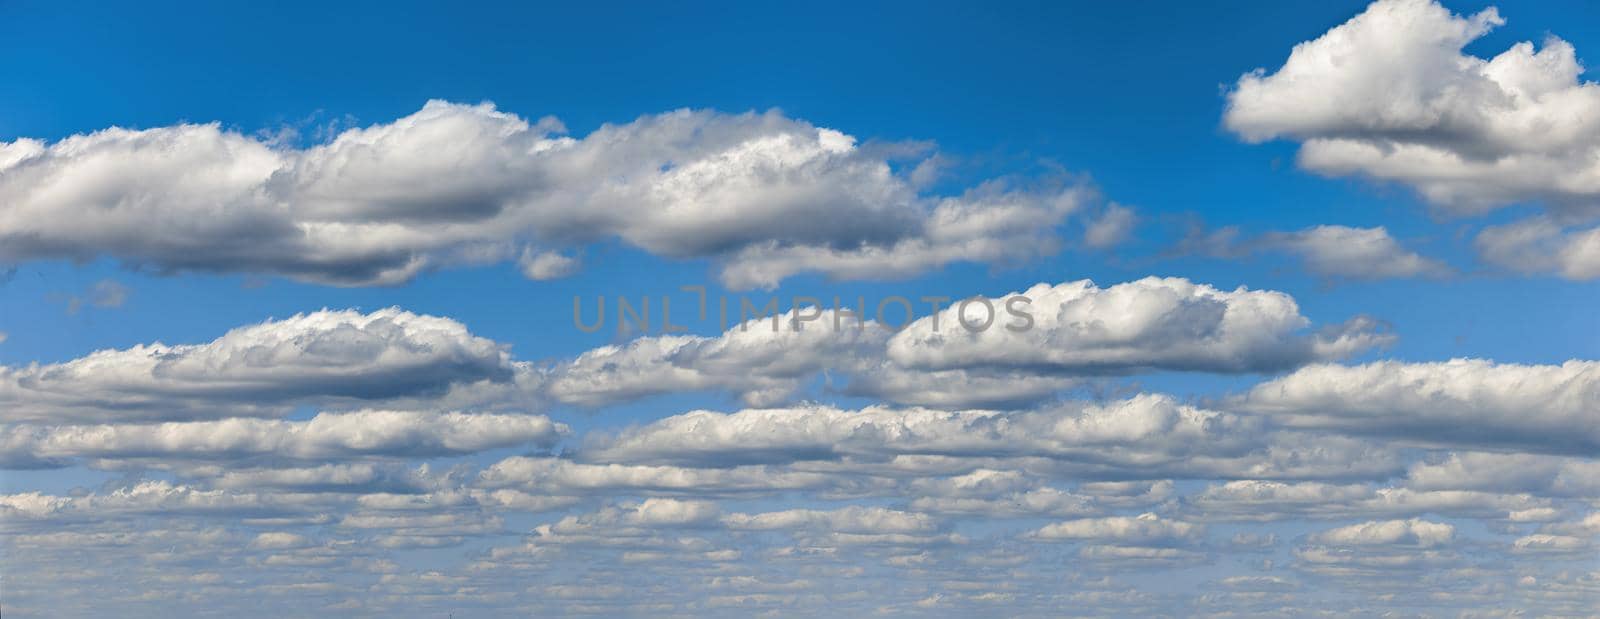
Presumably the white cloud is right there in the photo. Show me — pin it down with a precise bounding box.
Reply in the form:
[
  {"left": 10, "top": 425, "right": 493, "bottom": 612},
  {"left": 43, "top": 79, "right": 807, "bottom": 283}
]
[
  {"left": 1263, "top": 225, "right": 1450, "bottom": 279},
  {"left": 545, "top": 276, "right": 1384, "bottom": 410},
  {"left": 1308, "top": 518, "right": 1455, "bottom": 547},
  {"left": 1028, "top": 513, "right": 1203, "bottom": 545},
  {"left": 723, "top": 506, "right": 937, "bottom": 535},
  {"left": 578, "top": 395, "right": 1262, "bottom": 471},
  {"left": 0, "top": 409, "right": 565, "bottom": 468},
  {"left": 1186, "top": 480, "right": 1551, "bottom": 522},
  {"left": 1179, "top": 224, "right": 1449, "bottom": 280},
  {"left": 517, "top": 248, "right": 580, "bottom": 280},
  {"left": 886, "top": 277, "right": 1391, "bottom": 374},
  {"left": 1235, "top": 359, "right": 1600, "bottom": 454},
  {"left": 0, "top": 307, "right": 516, "bottom": 423},
  {"left": 0, "top": 101, "right": 1097, "bottom": 288},
  {"left": 1474, "top": 217, "right": 1600, "bottom": 280},
  {"left": 1225, "top": 0, "right": 1600, "bottom": 214},
  {"left": 1083, "top": 203, "right": 1138, "bottom": 250}
]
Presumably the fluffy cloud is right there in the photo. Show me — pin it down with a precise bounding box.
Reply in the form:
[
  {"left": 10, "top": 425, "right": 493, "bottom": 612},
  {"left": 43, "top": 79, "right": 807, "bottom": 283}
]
[
  {"left": 0, "top": 101, "right": 1095, "bottom": 288},
  {"left": 1179, "top": 224, "right": 1449, "bottom": 281},
  {"left": 1474, "top": 217, "right": 1600, "bottom": 280},
  {"left": 722, "top": 506, "right": 938, "bottom": 535},
  {"left": 6, "top": 276, "right": 1381, "bottom": 425},
  {"left": 0, "top": 410, "right": 565, "bottom": 469},
  {"left": 1235, "top": 359, "right": 1600, "bottom": 454},
  {"left": 0, "top": 307, "right": 515, "bottom": 423},
  {"left": 1185, "top": 480, "right": 1552, "bottom": 522},
  {"left": 546, "top": 308, "right": 888, "bottom": 408},
  {"left": 1307, "top": 519, "right": 1455, "bottom": 547},
  {"left": 1027, "top": 513, "right": 1203, "bottom": 545},
  {"left": 1294, "top": 519, "right": 1462, "bottom": 579},
  {"left": 885, "top": 277, "right": 1391, "bottom": 374},
  {"left": 1262, "top": 226, "right": 1451, "bottom": 280},
  {"left": 1403, "top": 452, "right": 1600, "bottom": 497},
  {"left": 548, "top": 276, "right": 1386, "bottom": 410},
  {"left": 577, "top": 395, "right": 1259, "bottom": 469},
  {"left": 1226, "top": 0, "right": 1600, "bottom": 214}
]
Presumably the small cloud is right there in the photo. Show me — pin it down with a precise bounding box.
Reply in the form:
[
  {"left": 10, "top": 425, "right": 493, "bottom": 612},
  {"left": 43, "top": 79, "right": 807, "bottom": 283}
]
[
  {"left": 65, "top": 279, "right": 131, "bottom": 314},
  {"left": 1083, "top": 203, "right": 1138, "bottom": 250},
  {"left": 519, "top": 248, "right": 581, "bottom": 281}
]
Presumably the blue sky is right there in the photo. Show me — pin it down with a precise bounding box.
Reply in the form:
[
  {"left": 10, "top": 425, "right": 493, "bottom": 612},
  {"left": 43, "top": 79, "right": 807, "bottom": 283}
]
[{"left": 3, "top": 0, "right": 1599, "bottom": 616}]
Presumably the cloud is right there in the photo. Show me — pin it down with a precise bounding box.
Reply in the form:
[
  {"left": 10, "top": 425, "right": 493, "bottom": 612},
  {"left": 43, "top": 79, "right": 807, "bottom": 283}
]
[
  {"left": 3, "top": 277, "right": 1384, "bottom": 424},
  {"left": 1294, "top": 519, "right": 1462, "bottom": 579},
  {"left": 0, "top": 307, "right": 516, "bottom": 423},
  {"left": 577, "top": 395, "right": 1265, "bottom": 471},
  {"left": 1027, "top": 513, "right": 1203, "bottom": 545},
  {"left": 0, "top": 101, "right": 1097, "bottom": 288},
  {"left": 0, "top": 409, "right": 565, "bottom": 469},
  {"left": 547, "top": 276, "right": 1385, "bottom": 410},
  {"left": 1307, "top": 518, "right": 1455, "bottom": 547},
  {"left": 1083, "top": 203, "right": 1139, "bottom": 250},
  {"left": 1403, "top": 452, "right": 1600, "bottom": 497},
  {"left": 1178, "top": 224, "right": 1450, "bottom": 281},
  {"left": 723, "top": 506, "right": 938, "bottom": 535},
  {"left": 1474, "top": 217, "right": 1600, "bottom": 280},
  {"left": 885, "top": 277, "right": 1391, "bottom": 374},
  {"left": 1225, "top": 0, "right": 1600, "bottom": 214},
  {"left": 65, "top": 279, "right": 132, "bottom": 314},
  {"left": 517, "top": 248, "right": 580, "bottom": 280},
  {"left": 1185, "top": 480, "right": 1551, "bottom": 522},
  {"left": 1262, "top": 226, "right": 1451, "bottom": 279},
  {"left": 1234, "top": 359, "right": 1600, "bottom": 454}
]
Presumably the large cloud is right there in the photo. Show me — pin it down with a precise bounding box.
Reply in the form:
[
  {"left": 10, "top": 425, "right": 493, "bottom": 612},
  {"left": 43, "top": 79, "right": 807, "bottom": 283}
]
[
  {"left": 885, "top": 277, "right": 1390, "bottom": 374},
  {"left": 575, "top": 396, "right": 1411, "bottom": 482},
  {"left": 0, "top": 307, "right": 517, "bottom": 423},
  {"left": 0, "top": 101, "right": 1094, "bottom": 288},
  {"left": 578, "top": 395, "right": 1266, "bottom": 472},
  {"left": 1234, "top": 359, "right": 1600, "bottom": 454},
  {"left": 1225, "top": 0, "right": 1600, "bottom": 214},
  {"left": 0, "top": 410, "right": 565, "bottom": 469}
]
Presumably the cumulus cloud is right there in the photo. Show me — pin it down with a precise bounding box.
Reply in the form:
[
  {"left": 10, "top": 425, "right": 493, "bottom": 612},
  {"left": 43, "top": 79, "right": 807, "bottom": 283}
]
[
  {"left": 1028, "top": 512, "right": 1203, "bottom": 545},
  {"left": 546, "top": 308, "right": 889, "bottom": 408},
  {"left": 547, "top": 276, "right": 1385, "bottom": 410},
  {"left": 1403, "top": 452, "right": 1600, "bottom": 497},
  {"left": 1185, "top": 480, "right": 1552, "bottom": 522},
  {"left": 1178, "top": 224, "right": 1449, "bottom": 280},
  {"left": 1225, "top": 0, "right": 1600, "bottom": 214},
  {"left": 885, "top": 277, "right": 1391, "bottom": 374},
  {"left": 0, "top": 101, "right": 1097, "bottom": 288},
  {"left": 1474, "top": 217, "right": 1600, "bottom": 280},
  {"left": 577, "top": 395, "right": 1259, "bottom": 469},
  {"left": 0, "top": 307, "right": 516, "bottom": 423},
  {"left": 0, "top": 409, "right": 565, "bottom": 469},
  {"left": 3, "top": 276, "right": 1385, "bottom": 425},
  {"left": 723, "top": 506, "right": 938, "bottom": 535},
  {"left": 1235, "top": 359, "right": 1600, "bottom": 454},
  {"left": 1262, "top": 225, "right": 1451, "bottom": 279},
  {"left": 1308, "top": 518, "right": 1455, "bottom": 547},
  {"left": 1083, "top": 203, "right": 1139, "bottom": 250},
  {"left": 1294, "top": 519, "right": 1463, "bottom": 579},
  {"left": 517, "top": 248, "right": 580, "bottom": 280}
]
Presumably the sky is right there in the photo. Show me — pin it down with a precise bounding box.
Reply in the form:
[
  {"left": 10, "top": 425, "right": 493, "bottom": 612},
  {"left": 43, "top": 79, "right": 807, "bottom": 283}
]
[{"left": 1, "top": 0, "right": 1598, "bottom": 616}]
